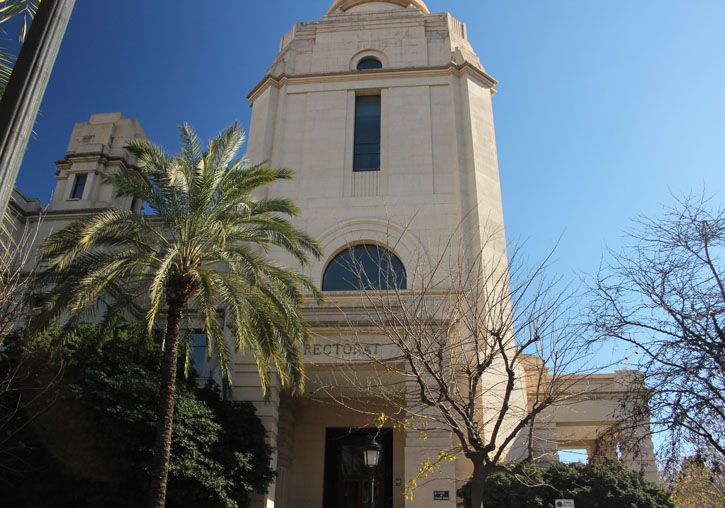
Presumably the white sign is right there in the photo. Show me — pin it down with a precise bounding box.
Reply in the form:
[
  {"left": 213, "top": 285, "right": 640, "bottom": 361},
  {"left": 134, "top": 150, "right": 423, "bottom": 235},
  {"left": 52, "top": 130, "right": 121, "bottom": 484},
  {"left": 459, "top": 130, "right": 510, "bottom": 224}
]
[{"left": 555, "top": 500, "right": 574, "bottom": 508}]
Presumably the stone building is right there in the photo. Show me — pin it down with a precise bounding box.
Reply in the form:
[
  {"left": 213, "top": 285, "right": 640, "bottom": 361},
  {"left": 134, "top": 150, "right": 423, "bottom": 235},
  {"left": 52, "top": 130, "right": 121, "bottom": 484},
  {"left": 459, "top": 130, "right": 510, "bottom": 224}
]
[
  {"left": 8, "top": 1, "right": 658, "bottom": 507},
  {"left": 8, "top": 112, "right": 146, "bottom": 260}
]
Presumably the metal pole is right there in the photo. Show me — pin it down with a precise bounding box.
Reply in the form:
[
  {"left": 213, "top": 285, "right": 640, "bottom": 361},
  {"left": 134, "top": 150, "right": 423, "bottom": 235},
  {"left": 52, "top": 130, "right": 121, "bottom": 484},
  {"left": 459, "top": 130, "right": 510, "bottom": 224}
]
[
  {"left": 369, "top": 467, "right": 375, "bottom": 508},
  {"left": 0, "top": 0, "right": 76, "bottom": 217}
]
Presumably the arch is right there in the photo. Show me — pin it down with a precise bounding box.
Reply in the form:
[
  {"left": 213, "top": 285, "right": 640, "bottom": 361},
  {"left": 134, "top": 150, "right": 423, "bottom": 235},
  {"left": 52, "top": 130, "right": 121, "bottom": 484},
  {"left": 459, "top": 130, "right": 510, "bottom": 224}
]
[
  {"left": 322, "top": 243, "right": 406, "bottom": 291},
  {"left": 350, "top": 49, "right": 389, "bottom": 71},
  {"left": 310, "top": 218, "right": 432, "bottom": 291},
  {"left": 357, "top": 57, "right": 383, "bottom": 70}
]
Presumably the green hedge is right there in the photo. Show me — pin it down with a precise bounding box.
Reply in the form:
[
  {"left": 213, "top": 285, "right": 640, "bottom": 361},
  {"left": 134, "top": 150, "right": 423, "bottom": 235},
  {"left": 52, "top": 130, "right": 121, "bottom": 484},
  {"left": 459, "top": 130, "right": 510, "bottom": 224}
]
[{"left": 457, "top": 460, "right": 674, "bottom": 508}]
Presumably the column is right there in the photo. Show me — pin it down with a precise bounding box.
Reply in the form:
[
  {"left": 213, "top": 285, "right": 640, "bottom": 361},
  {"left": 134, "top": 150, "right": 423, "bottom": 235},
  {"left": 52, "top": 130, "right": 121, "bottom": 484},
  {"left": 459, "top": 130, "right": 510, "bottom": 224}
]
[
  {"left": 274, "top": 393, "right": 296, "bottom": 508},
  {"left": 619, "top": 428, "right": 660, "bottom": 484},
  {"left": 234, "top": 355, "right": 281, "bottom": 508}
]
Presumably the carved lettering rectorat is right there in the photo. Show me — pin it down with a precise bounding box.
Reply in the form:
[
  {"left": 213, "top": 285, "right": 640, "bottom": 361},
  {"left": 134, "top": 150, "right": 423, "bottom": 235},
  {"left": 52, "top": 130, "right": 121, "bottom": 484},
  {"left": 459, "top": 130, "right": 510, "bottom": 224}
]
[{"left": 304, "top": 343, "right": 383, "bottom": 356}]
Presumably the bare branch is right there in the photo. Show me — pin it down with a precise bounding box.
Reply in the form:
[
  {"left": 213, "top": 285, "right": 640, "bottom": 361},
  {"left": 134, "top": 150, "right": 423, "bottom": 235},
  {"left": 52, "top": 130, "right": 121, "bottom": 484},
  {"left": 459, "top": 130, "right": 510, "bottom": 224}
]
[{"left": 589, "top": 191, "right": 725, "bottom": 468}]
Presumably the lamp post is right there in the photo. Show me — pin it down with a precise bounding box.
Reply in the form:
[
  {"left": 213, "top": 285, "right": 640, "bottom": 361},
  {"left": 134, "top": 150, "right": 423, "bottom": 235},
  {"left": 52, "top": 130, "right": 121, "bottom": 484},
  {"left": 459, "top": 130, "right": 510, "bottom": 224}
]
[{"left": 364, "top": 438, "right": 382, "bottom": 508}]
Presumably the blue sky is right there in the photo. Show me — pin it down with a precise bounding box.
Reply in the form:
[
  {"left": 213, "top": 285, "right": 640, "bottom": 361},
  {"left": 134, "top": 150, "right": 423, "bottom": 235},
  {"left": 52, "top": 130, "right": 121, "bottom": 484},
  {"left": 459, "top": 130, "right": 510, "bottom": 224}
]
[{"left": 13, "top": 0, "right": 725, "bottom": 282}]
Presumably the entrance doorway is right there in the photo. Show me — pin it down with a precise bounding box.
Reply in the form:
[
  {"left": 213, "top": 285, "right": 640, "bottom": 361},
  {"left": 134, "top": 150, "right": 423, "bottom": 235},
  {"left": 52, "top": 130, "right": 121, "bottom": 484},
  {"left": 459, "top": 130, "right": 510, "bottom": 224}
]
[{"left": 323, "top": 428, "right": 393, "bottom": 508}]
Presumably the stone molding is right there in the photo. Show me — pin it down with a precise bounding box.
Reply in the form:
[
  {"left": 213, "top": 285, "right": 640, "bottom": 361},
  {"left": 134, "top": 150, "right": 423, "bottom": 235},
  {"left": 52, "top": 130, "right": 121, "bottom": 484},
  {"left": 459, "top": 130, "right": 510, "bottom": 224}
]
[{"left": 247, "top": 62, "right": 497, "bottom": 102}]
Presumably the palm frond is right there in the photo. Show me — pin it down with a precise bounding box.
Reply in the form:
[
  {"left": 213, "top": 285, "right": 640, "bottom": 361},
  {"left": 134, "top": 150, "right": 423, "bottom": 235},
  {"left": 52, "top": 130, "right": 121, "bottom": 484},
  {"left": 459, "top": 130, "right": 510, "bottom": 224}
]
[
  {"left": 0, "top": 1, "right": 39, "bottom": 41},
  {"left": 0, "top": 0, "right": 41, "bottom": 100},
  {"left": 205, "top": 122, "right": 246, "bottom": 177},
  {"left": 0, "top": 210, "right": 16, "bottom": 270},
  {"left": 145, "top": 244, "right": 179, "bottom": 332},
  {"left": 39, "top": 209, "right": 154, "bottom": 270},
  {"left": 178, "top": 123, "right": 203, "bottom": 171}
]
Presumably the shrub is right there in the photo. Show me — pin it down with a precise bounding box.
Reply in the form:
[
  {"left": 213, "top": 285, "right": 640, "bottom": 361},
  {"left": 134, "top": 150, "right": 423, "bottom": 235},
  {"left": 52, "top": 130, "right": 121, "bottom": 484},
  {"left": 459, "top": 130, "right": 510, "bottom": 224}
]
[
  {"left": 457, "top": 460, "right": 674, "bottom": 508},
  {"left": 0, "top": 325, "right": 274, "bottom": 508}
]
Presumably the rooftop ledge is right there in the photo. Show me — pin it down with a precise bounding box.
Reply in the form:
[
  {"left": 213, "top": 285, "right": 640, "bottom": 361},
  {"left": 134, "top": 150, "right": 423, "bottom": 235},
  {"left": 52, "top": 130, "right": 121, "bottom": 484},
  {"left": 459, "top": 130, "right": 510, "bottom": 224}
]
[{"left": 247, "top": 62, "right": 498, "bottom": 103}]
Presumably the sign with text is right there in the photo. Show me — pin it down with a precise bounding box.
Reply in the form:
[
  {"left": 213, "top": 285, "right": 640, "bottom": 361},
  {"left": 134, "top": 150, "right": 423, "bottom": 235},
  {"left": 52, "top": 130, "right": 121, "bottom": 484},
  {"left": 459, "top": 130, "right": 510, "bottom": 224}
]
[
  {"left": 555, "top": 500, "right": 574, "bottom": 508},
  {"left": 304, "top": 342, "right": 384, "bottom": 357},
  {"left": 433, "top": 491, "right": 450, "bottom": 501}
]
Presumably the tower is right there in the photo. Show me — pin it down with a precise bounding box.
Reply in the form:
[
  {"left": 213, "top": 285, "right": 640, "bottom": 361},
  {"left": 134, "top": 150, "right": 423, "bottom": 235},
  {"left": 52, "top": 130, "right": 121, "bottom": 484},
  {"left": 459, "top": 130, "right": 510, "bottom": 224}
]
[
  {"left": 47, "top": 112, "right": 147, "bottom": 213},
  {"left": 7, "top": 113, "right": 147, "bottom": 274},
  {"left": 241, "top": 2, "right": 509, "bottom": 507},
  {"left": 247, "top": 0, "right": 505, "bottom": 273}
]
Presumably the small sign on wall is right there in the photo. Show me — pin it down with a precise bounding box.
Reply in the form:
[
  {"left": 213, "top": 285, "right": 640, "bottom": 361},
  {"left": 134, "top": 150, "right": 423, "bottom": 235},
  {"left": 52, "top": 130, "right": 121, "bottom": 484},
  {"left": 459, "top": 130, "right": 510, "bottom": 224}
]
[
  {"left": 433, "top": 491, "right": 450, "bottom": 501},
  {"left": 555, "top": 500, "right": 575, "bottom": 508}
]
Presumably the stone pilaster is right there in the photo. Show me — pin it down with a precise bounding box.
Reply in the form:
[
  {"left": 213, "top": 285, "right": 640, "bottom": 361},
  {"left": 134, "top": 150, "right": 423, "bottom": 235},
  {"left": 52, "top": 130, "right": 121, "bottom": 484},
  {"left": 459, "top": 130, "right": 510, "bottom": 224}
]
[
  {"left": 619, "top": 428, "right": 660, "bottom": 484},
  {"left": 234, "top": 355, "right": 282, "bottom": 508},
  {"left": 274, "top": 393, "right": 297, "bottom": 508},
  {"left": 404, "top": 429, "right": 457, "bottom": 508}
]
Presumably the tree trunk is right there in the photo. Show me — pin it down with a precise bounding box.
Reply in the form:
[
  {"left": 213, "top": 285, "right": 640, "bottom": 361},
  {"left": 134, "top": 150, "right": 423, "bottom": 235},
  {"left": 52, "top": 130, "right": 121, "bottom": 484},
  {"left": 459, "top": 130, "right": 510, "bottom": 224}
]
[
  {"left": 470, "top": 461, "right": 486, "bottom": 508},
  {"left": 147, "top": 284, "right": 190, "bottom": 508}
]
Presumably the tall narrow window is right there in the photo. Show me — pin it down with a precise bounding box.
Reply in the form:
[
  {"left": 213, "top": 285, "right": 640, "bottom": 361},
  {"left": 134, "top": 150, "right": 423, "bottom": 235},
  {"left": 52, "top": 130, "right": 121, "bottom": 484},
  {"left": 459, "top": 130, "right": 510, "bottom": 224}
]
[
  {"left": 192, "top": 331, "right": 208, "bottom": 376},
  {"left": 71, "top": 174, "right": 87, "bottom": 199},
  {"left": 353, "top": 95, "right": 381, "bottom": 171}
]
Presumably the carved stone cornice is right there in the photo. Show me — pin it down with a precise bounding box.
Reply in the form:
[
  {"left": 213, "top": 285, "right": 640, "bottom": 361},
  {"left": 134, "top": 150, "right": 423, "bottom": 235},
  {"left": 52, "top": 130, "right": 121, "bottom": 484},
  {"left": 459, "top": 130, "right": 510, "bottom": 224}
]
[{"left": 247, "top": 62, "right": 497, "bottom": 103}]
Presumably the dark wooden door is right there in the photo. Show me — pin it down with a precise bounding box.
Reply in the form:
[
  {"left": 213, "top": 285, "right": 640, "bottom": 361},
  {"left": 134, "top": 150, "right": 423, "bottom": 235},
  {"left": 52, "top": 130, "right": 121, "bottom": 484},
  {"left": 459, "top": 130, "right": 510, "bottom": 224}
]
[{"left": 323, "top": 428, "right": 393, "bottom": 508}]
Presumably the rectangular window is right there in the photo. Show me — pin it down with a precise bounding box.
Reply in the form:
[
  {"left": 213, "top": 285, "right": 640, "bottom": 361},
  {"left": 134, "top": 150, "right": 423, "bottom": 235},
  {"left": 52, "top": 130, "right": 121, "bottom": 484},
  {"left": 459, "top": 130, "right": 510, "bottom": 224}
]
[
  {"left": 70, "top": 174, "right": 87, "bottom": 199},
  {"left": 192, "top": 331, "right": 209, "bottom": 377},
  {"left": 353, "top": 95, "right": 381, "bottom": 171}
]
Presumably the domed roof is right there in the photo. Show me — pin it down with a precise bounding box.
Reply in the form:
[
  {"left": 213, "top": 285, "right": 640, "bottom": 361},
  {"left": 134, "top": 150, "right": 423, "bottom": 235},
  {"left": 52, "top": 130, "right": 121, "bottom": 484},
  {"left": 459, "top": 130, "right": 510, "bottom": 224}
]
[{"left": 327, "top": 0, "right": 430, "bottom": 15}]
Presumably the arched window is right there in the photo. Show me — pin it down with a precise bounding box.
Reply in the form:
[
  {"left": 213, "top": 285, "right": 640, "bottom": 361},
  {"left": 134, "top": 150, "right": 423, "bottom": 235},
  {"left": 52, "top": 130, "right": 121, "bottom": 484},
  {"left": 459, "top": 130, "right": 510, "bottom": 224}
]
[
  {"left": 322, "top": 244, "right": 406, "bottom": 291},
  {"left": 357, "top": 57, "right": 383, "bottom": 70}
]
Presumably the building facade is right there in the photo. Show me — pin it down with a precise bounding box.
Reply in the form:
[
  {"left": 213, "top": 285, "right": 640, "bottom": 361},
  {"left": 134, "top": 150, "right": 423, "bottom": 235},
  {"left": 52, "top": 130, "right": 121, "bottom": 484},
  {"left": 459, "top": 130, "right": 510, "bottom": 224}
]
[
  {"left": 8, "top": 1, "right": 658, "bottom": 507},
  {"left": 244, "top": 2, "right": 507, "bottom": 506}
]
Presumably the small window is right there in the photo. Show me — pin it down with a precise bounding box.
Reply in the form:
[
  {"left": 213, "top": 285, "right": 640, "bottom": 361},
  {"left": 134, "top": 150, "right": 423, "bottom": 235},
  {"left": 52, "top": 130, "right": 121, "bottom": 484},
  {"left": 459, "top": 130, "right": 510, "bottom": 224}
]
[
  {"left": 357, "top": 57, "right": 382, "bottom": 70},
  {"left": 322, "top": 244, "right": 406, "bottom": 291},
  {"left": 70, "top": 174, "right": 87, "bottom": 200},
  {"left": 353, "top": 95, "right": 381, "bottom": 171},
  {"left": 130, "top": 197, "right": 137, "bottom": 211}
]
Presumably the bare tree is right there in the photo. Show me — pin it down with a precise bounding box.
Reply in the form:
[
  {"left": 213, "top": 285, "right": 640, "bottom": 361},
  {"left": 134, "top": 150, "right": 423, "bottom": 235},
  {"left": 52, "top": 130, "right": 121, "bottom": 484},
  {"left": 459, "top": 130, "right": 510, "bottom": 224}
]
[
  {"left": 311, "top": 229, "right": 602, "bottom": 508},
  {"left": 0, "top": 215, "right": 39, "bottom": 346},
  {"left": 589, "top": 193, "right": 724, "bottom": 468},
  {"left": 0, "top": 210, "right": 49, "bottom": 470}
]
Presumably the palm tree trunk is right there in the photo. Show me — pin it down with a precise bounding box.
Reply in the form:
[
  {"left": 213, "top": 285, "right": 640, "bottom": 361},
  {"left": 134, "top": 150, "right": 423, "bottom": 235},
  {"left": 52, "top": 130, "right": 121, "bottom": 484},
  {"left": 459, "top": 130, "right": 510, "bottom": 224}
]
[{"left": 147, "top": 284, "right": 190, "bottom": 508}]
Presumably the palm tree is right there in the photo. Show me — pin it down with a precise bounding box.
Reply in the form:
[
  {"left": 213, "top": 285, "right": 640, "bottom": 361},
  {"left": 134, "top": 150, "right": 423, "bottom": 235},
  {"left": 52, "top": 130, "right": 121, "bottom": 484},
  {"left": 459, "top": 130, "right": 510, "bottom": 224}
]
[
  {"left": 0, "top": 0, "right": 40, "bottom": 100},
  {"left": 32, "top": 122, "right": 323, "bottom": 508}
]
